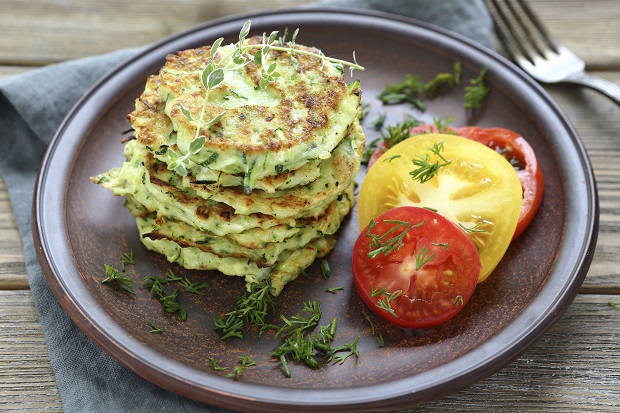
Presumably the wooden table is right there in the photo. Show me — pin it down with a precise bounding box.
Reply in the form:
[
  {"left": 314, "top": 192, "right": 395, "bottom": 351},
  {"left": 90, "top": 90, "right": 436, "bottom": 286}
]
[{"left": 1, "top": 0, "right": 619, "bottom": 411}]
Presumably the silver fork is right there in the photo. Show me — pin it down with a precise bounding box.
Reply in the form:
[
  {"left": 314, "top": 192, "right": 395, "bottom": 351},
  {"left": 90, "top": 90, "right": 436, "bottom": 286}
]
[{"left": 487, "top": 0, "right": 620, "bottom": 105}]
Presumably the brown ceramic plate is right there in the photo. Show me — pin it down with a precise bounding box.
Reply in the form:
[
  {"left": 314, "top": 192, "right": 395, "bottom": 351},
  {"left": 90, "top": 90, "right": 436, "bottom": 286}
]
[{"left": 33, "top": 8, "right": 598, "bottom": 413}]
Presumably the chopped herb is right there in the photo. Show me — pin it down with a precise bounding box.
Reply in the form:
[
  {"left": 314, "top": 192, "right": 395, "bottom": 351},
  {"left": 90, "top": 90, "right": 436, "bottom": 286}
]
[
  {"left": 148, "top": 320, "right": 163, "bottom": 334},
  {"left": 214, "top": 281, "right": 274, "bottom": 340},
  {"left": 422, "top": 62, "right": 462, "bottom": 96},
  {"left": 608, "top": 302, "right": 620, "bottom": 309},
  {"left": 372, "top": 287, "right": 403, "bottom": 318},
  {"left": 328, "top": 336, "right": 360, "bottom": 365},
  {"left": 207, "top": 357, "right": 228, "bottom": 371},
  {"left": 178, "top": 276, "right": 209, "bottom": 295},
  {"left": 371, "top": 112, "right": 387, "bottom": 129},
  {"left": 464, "top": 66, "right": 490, "bottom": 109},
  {"left": 414, "top": 246, "right": 435, "bottom": 270},
  {"left": 454, "top": 295, "right": 464, "bottom": 308},
  {"left": 120, "top": 250, "right": 135, "bottom": 271},
  {"left": 141, "top": 272, "right": 187, "bottom": 321},
  {"left": 366, "top": 218, "right": 424, "bottom": 259},
  {"left": 383, "top": 155, "right": 401, "bottom": 163},
  {"left": 325, "top": 286, "right": 344, "bottom": 294},
  {"left": 410, "top": 140, "right": 451, "bottom": 183},
  {"left": 227, "top": 355, "right": 256, "bottom": 380},
  {"left": 459, "top": 222, "right": 486, "bottom": 233},
  {"left": 101, "top": 264, "right": 134, "bottom": 294},
  {"left": 271, "top": 300, "right": 322, "bottom": 338},
  {"left": 377, "top": 74, "right": 426, "bottom": 110},
  {"left": 362, "top": 311, "right": 385, "bottom": 347},
  {"left": 320, "top": 260, "right": 331, "bottom": 279},
  {"left": 431, "top": 242, "right": 450, "bottom": 250}
]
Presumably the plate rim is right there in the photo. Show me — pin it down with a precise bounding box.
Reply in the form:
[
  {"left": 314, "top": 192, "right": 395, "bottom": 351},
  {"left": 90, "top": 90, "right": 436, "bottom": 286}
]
[{"left": 32, "top": 7, "right": 599, "bottom": 412}]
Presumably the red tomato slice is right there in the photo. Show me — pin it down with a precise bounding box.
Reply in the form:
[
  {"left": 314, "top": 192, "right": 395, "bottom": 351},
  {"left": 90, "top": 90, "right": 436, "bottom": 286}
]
[
  {"left": 454, "top": 127, "right": 544, "bottom": 240},
  {"left": 367, "top": 125, "right": 544, "bottom": 240},
  {"left": 352, "top": 206, "right": 481, "bottom": 329}
]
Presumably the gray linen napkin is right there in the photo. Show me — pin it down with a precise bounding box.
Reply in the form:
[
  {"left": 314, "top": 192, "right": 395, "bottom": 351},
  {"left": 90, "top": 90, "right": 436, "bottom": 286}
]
[{"left": 0, "top": 1, "right": 492, "bottom": 412}]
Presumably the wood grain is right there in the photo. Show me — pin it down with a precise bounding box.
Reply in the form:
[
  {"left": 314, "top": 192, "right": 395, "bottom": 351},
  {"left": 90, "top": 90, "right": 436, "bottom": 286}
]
[
  {"left": 1, "top": 290, "right": 619, "bottom": 412},
  {"left": 0, "top": 0, "right": 311, "bottom": 65},
  {"left": 0, "top": 291, "right": 62, "bottom": 412},
  {"left": 0, "top": 0, "right": 619, "bottom": 411}
]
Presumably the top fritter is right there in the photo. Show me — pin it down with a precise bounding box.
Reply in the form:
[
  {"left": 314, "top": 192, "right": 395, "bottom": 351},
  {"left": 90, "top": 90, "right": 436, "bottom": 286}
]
[{"left": 129, "top": 35, "right": 362, "bottom": 193}]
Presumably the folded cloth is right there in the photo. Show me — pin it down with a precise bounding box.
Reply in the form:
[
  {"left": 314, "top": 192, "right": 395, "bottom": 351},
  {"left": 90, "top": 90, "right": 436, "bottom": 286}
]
[{"left": 0, "top": 1, "right": 492, "bottom": 412}]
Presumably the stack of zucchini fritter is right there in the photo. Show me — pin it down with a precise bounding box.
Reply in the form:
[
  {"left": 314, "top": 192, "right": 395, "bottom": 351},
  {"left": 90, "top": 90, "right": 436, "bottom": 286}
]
[{"left": 92, "top": 37, "right": 364, "bottom": 295}]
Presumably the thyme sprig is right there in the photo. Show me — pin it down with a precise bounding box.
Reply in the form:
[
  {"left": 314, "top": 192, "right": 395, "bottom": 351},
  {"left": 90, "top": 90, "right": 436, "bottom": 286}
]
[
  {"left": 168, "top": 20, "right": 363, "bottom": 178},
  {"left": 410, "top": 139, "right": 451, "bottom": 183}
]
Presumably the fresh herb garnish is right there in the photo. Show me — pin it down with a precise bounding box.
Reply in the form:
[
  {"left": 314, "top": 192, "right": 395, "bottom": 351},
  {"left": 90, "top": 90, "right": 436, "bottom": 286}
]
[
  {"left": 362, "top": 311, "right": 385, "bottom": 347},
  {"left": 371, "top": 287, "right": 403, "bottom": 318},
  {"left": 227, "top": 355, "right": 256, "bottom": 380},
  {"left": 101, "top": 263, "right": 134, "bottom": 294},
  {"left": 414, "top": 246, "right": 435, "bottom": 270},
  {"left": 371, "top": 112, "right": 387, "bottom": 129},
  {"left": 454, "top": 295, "right": 464, "bottom": 308},
  {"left": 423, "top": 62, "right": 462, "bottom": 96},
  {"left": 366, "top": 218, "right": 424, "bottom": 259},
  {"left": 378, "top": 74, "right": 426, "bottom": 110},
  {"left": 120, "top": 250, "right": 135, "bottom": 271},
  {"left": 148, "top": 320, "right": 163, "bottom": 334},
  {"left": 213, "top": 281, "right": 274, "bottom": 340},
  {"left": 463, "top": 66, "right": 490, "bottom": 109},
  {"left": 207, "top": 357, "right": 228, "bottom": 371},
  {"left": 178, "top": 276, "right": 209, "bottom": 295},
  {"left": 325, "top": 287, "right": 345, "bottom": 294},
  {"left": 459, "top": 222, "right": 487, "bottom": 233},
  {"left": 410, "top": 139, "right": 451, "bottom": 183},
  {"left": 320, "top": 259, "right": 331, "bottom": 279},
  {"left": 269, "top": 309, "right": 360, "bottom": 377},
  {"left": 142, "top": 271, "right": 188, "bottom": 321}
]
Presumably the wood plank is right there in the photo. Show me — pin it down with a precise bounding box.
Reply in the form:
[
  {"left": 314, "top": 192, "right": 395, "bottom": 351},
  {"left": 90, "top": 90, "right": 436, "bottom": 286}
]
[
  {"left": 0, "top": 0, "right": 312, "bottom": 65},
  {"left": 0, "top": 290, "right": 62, "bottom": 412},
  {"left": 1, "top": 290, "right": 619, "bottom": 411},
  {"left": 528, "top": 0, "right": 620, "bottom": 69},
  {"left": 0, "top": 178, "right": 27, "bottom": 290},
  {"left": 544, "top": 72, "right": 620, "bottom": 291},
  {"left": 0, "top": 0, "right": 618, "bottom": 67}
]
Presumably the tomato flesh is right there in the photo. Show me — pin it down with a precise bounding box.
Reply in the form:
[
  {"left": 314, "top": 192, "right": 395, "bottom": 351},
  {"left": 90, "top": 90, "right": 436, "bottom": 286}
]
[
  {"left": 352, "top": 206, "right": 481, "bottom": 328},
  {"left": 454, "top": 127, "right": 544, "bottom": 240},
  {"left": 367, "top": 125, "right": 544, "bottom": 239},
  {"left": 359, "top": 133, "right": 522, "bottom": 282}
]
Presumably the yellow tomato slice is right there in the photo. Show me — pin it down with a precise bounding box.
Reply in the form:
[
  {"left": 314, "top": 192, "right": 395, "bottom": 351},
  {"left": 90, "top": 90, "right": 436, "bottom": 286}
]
[{"left": 358, "top": 133, "right": 522, "bottom": 282}]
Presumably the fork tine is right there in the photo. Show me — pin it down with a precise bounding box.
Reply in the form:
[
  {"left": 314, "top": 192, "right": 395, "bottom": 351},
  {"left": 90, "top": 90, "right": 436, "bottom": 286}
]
[
  {"left": 487, "top": 0, "right": 557, "bottom": 64},
  {"left": 516, "top": 0, "right": 558, "bottom": 53}
]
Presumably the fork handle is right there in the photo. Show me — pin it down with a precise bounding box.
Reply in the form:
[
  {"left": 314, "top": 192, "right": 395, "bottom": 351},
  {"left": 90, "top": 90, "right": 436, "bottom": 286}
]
[{"left": 565, "top": 71, "right": 620, "bottom": 105}]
